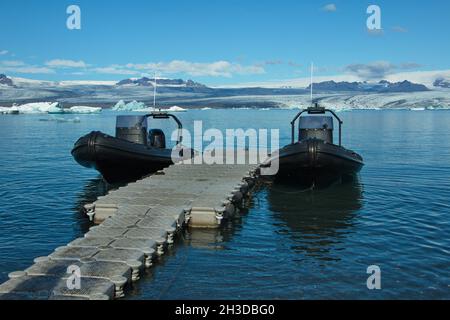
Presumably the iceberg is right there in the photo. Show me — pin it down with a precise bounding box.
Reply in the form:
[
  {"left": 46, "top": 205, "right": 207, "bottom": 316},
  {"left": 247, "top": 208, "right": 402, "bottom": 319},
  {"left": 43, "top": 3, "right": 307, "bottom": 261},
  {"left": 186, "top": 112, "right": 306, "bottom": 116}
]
[
  {"left": 15, "top": 102, "right": 63, "bottom": 114},
  {"left": 112, "top": 100, "right": 127, "bottom": 111},
  {"left": 113, "top": 100, "right": 147, "bottom": 111},
  {"left": 68, "top": 106, "right": 102, "bottom": 114},
  {"left": 166, "top": 106, "right": 187, "bottom": 112},
  {"left": 1, "top": 102, "right": 101, "bottom": 114},
  {"left": 0, "top": 106, "right": 19, "bottom": 114},
  {"left": 135, "top": 107, "right": 157, "bottom": 113},
  {"left": 39, "top": 116, "right": 81, "bottom": 123}
]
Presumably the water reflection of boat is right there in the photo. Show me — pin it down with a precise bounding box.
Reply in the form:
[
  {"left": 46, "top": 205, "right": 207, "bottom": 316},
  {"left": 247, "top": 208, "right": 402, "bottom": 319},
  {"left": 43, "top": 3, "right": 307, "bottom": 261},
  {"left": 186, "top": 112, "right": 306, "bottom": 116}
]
[{"left": 266, "top": 177, "right": 363, "bottom": 261}]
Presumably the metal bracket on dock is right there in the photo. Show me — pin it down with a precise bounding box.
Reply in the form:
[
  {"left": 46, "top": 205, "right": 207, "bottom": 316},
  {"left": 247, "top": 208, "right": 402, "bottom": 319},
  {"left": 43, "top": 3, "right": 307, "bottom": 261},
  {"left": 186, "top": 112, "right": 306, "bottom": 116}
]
[
  {"left": 84, "top": 203, "right": 95, "bottom": 221},
  {"left": 215, "top": 208, "right": 226, "bottom": 225},
  {"left": 183, "top": 207, "right": 192, "bottom": 225}
]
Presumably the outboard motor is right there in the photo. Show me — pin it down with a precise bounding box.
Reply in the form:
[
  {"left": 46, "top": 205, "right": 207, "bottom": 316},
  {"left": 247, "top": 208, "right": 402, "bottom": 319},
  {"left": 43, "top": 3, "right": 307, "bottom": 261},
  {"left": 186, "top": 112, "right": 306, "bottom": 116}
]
[
  {"left": 148, "top": 129, "right": 166, "bottom": 149},
  {"left": 116, "top": 115, "right": 148, "bottom": 144},
  {"left": 299, "top": 116, "right": 334, "bottom": 144}
]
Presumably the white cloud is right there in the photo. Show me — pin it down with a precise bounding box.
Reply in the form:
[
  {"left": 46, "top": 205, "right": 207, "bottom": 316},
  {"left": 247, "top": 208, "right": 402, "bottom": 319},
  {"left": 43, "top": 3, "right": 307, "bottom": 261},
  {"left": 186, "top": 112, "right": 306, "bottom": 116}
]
[
  {"left": 0, "top": 50, "right": 8, "bottom": 55},
  {"left": 261, "top": 60, "right": 284, "bottom": 66},
  {"left": 392, "top": 26, "right": 408, "bottom": 33},
  {"left": 45, "top": 59, "right": 87, "bottom": 68},
  {"left": 343, "top": 61, "right": 423, "bottom": 80},
  {"left": 0, "top": 66, "right": 55, "bottom": 74},
  {"left": 344, "top": 61, "right": 394, "bottom": 79},
  {"left": 288, "top": 61, "right": 302, "bottom": 67},
  {"left": 0, "top": 59, "right": 55, "bottom": 74},
  {"left": 93, "top": 66, "right": 139, "bottom": 75},
  {"left": 125, "top": 60, "right": 265, "bottom": 77},
  {"left": 323, "top": 4, "right": 337, "bottom": 12},
  {"left": 0, "top": 60, "right": 26, "bottom": 67},
  {"left": 16, "top": 67, "right": 55, "bottom": 74},
  {"left": 1, "top": 58, "right": 265, "bottom": 78}
]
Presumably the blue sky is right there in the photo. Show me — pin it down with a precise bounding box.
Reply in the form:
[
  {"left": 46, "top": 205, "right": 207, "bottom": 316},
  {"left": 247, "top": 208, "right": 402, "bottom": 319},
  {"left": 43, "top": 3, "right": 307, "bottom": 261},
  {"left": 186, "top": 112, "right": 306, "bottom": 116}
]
[{"left": 0, "top": 0, "right": 449, "bottom": 86}]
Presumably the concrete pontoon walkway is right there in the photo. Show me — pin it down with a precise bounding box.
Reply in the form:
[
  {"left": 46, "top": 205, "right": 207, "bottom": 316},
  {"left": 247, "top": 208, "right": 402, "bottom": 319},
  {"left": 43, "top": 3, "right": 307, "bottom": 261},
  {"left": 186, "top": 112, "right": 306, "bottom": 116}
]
[{"left": 0, "top": 156, "right": 261, "bottom": 300}]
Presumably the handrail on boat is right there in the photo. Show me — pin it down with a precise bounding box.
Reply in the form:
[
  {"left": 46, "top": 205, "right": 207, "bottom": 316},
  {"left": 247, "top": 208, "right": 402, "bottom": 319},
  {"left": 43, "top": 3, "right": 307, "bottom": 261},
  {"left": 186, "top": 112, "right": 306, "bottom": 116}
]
[
  {"left": 144, "top": 111, "right": 183, "bottom": 144},
  {"left": 290, "top": 103, "right": 343, "bottom": 146}
]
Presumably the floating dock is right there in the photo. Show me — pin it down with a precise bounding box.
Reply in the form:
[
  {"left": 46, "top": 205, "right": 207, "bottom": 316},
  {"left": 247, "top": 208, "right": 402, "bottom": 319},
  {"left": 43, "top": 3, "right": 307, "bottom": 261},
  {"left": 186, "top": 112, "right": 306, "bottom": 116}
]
[{"left": 0, "top": 155, "right": 261, "bottom": 300}]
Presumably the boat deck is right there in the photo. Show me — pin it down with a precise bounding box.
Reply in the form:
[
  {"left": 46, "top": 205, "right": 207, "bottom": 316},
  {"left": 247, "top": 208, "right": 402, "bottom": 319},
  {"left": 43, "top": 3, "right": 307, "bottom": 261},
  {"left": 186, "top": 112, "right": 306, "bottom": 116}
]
[{"left": 0, "top": 155, "right": 261, "bottom": 300}]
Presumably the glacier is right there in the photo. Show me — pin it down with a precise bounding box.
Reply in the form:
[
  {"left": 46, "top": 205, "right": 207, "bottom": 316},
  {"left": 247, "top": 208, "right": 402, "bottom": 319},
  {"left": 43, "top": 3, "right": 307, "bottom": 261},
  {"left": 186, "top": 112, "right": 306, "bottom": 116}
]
[{"left": 237, "top": 91, "right": 450, "bottom": 111}]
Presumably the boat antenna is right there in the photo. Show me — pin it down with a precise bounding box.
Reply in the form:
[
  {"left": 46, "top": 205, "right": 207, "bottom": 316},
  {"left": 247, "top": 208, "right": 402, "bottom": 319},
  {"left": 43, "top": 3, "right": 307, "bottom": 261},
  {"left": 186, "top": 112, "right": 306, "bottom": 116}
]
[
  {"left": 153, "top": 71, "right": 157, "bottom": 109},
  {"left": 310, "top": 62, "right": 314, "bottom": 104}
]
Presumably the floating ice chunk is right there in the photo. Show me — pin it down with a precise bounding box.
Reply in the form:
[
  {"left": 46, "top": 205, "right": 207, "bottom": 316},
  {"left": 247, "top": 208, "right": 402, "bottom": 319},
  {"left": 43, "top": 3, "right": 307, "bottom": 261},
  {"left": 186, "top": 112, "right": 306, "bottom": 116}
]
[
  {"left": 112, "top": 100, "right": 147, "bottom": 111},
  {"left": 166, "top": 106, "right": 186, "bottom": 112},
  {"left": 1, "top": 102, "right": 100, "bottom": 114},
  {"left": 15, "top": 102, "right": 63, "bottom": 114},
  {"left": 69, "top": 106, "right": 102, "bottom": 114},
  {"left": 0, "top": 106, "right": 19, "bottom": 114},
  {"left": 112, "top": 100, "right": 127, "bottom": 111},
  {"left": 135, "top": 107, "right": 157, "bottom": 112},
  {"left": 39, "top": 116, "right": 81, "bottom": 123}
]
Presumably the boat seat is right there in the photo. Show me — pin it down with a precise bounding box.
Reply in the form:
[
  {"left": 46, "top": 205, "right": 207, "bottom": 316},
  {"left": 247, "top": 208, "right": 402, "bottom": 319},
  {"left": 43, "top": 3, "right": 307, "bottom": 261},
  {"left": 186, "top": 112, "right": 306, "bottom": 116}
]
[{"left": 148, "top": 129, "right": 166, "bottom": 149}]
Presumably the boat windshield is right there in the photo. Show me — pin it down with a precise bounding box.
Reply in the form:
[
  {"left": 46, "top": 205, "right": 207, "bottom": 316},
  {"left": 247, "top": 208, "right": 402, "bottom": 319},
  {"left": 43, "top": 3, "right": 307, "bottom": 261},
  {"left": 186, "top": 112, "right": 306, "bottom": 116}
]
[
  {"left": 299, "top": 116, "right": 334, "bottom": 130},
  {"left": 116, "top": 116, "right": 147, "bottom": 129}
]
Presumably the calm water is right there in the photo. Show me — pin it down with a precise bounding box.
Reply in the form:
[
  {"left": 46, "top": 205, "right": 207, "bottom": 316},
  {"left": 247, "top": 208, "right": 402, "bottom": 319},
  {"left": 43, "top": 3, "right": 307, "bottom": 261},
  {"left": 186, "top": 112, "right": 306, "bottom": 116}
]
[{"left": 0, "top": 109, "right": 449, "bottom": 299}]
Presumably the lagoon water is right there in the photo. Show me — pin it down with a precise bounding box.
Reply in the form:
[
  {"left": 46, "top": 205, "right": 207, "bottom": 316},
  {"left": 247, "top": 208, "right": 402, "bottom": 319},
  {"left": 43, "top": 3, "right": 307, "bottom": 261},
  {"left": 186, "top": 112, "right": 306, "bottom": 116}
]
[{"left": 0, "top": 109, "right": 449, "bottom": 299}]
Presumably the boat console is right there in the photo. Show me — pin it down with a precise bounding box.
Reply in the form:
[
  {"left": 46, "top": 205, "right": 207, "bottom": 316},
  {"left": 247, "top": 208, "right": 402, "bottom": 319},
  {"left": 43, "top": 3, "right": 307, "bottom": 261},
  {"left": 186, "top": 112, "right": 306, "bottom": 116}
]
[
  {"left": 299, "top": 116, "right": 334, "bottom": 144},
  {"left": 291, "top": 103, "right": 343, "bottom": 146},
  {"left": 115, "top": 112, "right": 183, "bottom": 147},
  {"left": 116, "top": 115, "right": 148, "bottom": 144}
]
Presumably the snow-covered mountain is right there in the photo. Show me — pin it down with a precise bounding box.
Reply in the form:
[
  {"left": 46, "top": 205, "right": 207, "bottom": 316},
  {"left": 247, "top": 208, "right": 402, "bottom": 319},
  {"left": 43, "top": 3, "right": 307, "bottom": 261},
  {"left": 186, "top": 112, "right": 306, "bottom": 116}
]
[
  {"left": 0, "top": 74, "right": 449, "bottom": 109},
  {"left": 0, "top": 74, "right": 14, "bottom": 87},
  {"left": 434, "top": 78, "right": 450, "bottom": 89},
  {"left": 116, "top": 77, "right": 206, "bottom": 88}
]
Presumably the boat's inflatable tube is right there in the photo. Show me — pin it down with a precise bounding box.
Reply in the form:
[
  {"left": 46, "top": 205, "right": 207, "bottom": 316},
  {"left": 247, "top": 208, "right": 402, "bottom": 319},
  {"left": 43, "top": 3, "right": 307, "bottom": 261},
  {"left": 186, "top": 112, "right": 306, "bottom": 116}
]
[
  {"left": 263, "top": 138, "right": 363, "bottom": 183},
  {"left": 72, "top": 131, "right": 188, "bottom": 183}
]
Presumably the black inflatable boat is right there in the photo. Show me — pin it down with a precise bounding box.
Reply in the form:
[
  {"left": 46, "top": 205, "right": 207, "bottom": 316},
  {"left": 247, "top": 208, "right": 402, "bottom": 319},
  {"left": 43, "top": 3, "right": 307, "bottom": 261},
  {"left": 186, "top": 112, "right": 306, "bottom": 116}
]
[
  {"left": 72, "top": 112, "right": 192, "bottom": 183},
  {"left": 263, "top": 104, "right": 363, "bottom": 184}
]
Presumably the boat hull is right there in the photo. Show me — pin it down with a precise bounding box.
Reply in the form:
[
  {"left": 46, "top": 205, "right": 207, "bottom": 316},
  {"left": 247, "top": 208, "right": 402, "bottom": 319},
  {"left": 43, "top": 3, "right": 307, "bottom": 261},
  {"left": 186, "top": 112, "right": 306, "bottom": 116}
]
[
  {"left": 72, "top": 131, "right": 178, "bottom": 183},
  {"left": 266, "top": 139, "right": 364, "bottom": 185}
]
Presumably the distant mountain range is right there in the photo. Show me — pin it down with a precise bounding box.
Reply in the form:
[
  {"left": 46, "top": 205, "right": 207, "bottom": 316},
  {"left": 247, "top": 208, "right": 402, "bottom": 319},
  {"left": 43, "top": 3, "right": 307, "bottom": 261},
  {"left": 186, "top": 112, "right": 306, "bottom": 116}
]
[
  {"left": 0, "top": 74, "right": 15, "bottom": 87},
  {"left": 116, "top": 77, "right": 206, "bottom": 88},
  {"left": 0, "top": 73, "right": 449, "bottom": 109},
  {"left": 434, "top": 78, "right": 450, "bottom": 88},
  {"left": 306, "top": 80, "right": 429, "bottom": 92},
  {"left": 1, "top": 73, "right": 437, "bottom": 92}
]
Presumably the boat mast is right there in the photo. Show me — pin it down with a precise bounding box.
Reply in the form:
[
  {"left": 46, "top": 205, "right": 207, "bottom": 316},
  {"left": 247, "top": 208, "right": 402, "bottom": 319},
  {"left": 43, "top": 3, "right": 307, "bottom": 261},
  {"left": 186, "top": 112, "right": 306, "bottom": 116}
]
[
  {"left": 153, "top": 71, "right": 157, "bottom": 108},
  {"left": 310, "top": 62, "right": 313, "bottom": 104}
]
